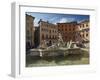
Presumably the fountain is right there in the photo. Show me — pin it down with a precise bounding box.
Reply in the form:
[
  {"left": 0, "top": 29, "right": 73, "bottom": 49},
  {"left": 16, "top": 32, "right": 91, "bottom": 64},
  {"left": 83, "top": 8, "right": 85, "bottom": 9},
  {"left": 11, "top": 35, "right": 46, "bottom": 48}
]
[{"left": 29, "top": 31, "right": 81, "bottom": 57}]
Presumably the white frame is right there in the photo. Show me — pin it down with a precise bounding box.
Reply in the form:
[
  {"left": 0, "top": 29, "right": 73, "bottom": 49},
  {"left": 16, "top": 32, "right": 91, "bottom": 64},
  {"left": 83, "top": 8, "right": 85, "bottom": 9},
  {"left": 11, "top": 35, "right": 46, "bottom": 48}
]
[{"left": 11, "top": 2, "right": 97, "bottom": 78}]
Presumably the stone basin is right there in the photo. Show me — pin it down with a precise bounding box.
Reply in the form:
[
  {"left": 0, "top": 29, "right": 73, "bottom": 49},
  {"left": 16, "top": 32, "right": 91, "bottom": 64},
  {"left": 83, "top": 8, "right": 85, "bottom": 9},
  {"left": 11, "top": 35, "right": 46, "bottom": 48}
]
[
  {"left": 28, "top": 48, "right": 69, "bottom": 57},
  {"left": 28, "top": 47, "right": 81, "bottom": 57},
  {"left": 67, "top": 48, "right": 81, "bottom": 54}
]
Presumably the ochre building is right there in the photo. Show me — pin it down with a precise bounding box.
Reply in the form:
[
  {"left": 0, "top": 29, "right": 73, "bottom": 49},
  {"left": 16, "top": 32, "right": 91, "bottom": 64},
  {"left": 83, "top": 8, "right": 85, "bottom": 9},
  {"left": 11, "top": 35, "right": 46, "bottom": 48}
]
[
  {"left": 38, "top": 19, "right": 58, "bottom": 47},
  {"left": 26, "top": 14, "right": 35, "bottom": 49},
  {"left": 76, "top": 20, "right": 89, "bottom": 47}
]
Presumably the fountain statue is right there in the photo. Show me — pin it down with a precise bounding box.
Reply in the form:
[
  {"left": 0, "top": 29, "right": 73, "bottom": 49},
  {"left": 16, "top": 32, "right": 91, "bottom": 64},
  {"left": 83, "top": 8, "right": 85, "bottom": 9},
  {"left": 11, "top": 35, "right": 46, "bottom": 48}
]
[
  {"left": 57, "top": 33, "right": 64, "bottom": 47},
  {"left": 67, "top": 40, "right": 72, "bottom": 48}
]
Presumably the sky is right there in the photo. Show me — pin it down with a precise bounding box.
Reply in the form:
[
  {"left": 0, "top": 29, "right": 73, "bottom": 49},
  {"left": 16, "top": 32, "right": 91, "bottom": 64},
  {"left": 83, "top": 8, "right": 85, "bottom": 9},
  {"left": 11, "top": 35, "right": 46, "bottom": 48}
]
[{"left": 26, "top": 12, "right": 89, "bottom": 26}]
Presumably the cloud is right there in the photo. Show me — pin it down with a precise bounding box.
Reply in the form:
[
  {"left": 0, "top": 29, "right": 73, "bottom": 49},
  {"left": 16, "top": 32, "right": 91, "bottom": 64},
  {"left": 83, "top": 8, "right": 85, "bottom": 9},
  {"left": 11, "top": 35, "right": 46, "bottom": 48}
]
[
  {"left": 49, "top": 17, "right": 59, "bottom": 23},
  {"left": 58, "top": 18, "right": 75, "bottom": 23}
]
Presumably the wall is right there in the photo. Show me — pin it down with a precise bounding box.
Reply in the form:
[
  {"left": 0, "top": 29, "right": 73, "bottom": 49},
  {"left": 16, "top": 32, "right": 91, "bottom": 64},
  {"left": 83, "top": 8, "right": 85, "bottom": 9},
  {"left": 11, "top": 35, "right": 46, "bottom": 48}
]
[{"left": 0, "top": 0, "right": 100, "bottom": 80}]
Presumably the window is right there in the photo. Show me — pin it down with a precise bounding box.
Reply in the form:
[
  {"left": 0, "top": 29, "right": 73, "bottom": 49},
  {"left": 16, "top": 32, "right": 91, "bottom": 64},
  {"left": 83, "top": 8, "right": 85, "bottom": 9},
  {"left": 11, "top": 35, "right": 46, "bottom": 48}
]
[
  {"left": 86, "top": 33, "right": 88, "bottom": 37},
  {"left": 49, "top": 30, "right": 51, "bottom": 33},
  {"left": 69, "top": 28, "right": 71, "bottom": 31},
  {"left": 83, "top": 24, "right": 84, "bottom": 28},
  {"left": 49, "top": 35, "right": 51, "bottom": 39},
  {"left": 58, "top": 29, "right": 60, "bottom": 31},
  {"left": 80, "top": 34, "right": 81, "bottom": 37},
  {"left": 53, "top": 30, "right": 55, "bottom": 33},
  {"left": 46, "top": 29, "right": 48, "bottom": 32},
  {"left": 80, "top": 25, "right": 81, "bottom": 28},
  {"left": 58, "top": 25, "right": 60, "bottom": 28},
  {"left": 86, "top": 24, "right": 88, "bottom": 27},
  {"left": 53, "top": 35, "right": 55, "bottom": 39},
  {"left": 41, "top": 28, "right": 43, "bottom": 31},
  {"left": 42, "top": 34, "right": 44, "bottom": 39},
  {"left": 65, "top": 29, "right": 67, "bottom": 31},
  {"left": 73, "top": 28, "right": 75, "bottom": 31},
  {"left": 83, "top": 34, "right": 84, "bottom": 38}
]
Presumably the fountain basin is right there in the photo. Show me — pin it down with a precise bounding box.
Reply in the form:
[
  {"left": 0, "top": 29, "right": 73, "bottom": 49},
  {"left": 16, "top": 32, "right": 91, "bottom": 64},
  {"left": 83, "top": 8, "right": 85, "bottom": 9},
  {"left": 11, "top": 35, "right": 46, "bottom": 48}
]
[
  {"left": 28, "top": 47, "right": 82, "bottom": 57},
  {"left": 67, "top": 48, "right": 81, "bottom": 54},
  {"left": 28, "top": 48, "right": 67, "bottom": 57}
]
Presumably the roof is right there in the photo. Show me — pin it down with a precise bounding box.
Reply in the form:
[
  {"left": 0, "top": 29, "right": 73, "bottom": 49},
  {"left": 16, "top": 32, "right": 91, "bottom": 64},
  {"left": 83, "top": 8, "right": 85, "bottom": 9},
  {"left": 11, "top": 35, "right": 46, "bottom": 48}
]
[
  {"left": 57, "top": 21, "right": 77, "bottom": 24},
  {"left": 38, "top": 19, "right": 56, "bottom": 26},
  {"left": 26, "top": 14, "right": 35, "bottom": 19},
  {"left": 79, "top": 19, "right": 89, "bottom": 24}
]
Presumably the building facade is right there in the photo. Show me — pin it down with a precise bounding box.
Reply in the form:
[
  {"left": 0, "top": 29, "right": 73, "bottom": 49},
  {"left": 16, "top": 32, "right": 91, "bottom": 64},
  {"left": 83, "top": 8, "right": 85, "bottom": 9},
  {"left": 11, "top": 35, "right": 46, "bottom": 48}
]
[
  {"left": 26, "top": 14, "right": 35, "bottom": 50},
  {"left": 76, "top": 20, "right": 90, "bottom": 48},
  {"left": 25, "top": 13, "right": 89, "bottom": 49},
  {"left": 57, "top": 22, "right": 77, "bottom": 42},
  {"left": 38, "top": 19, "right": 58, "bottom": 47}
]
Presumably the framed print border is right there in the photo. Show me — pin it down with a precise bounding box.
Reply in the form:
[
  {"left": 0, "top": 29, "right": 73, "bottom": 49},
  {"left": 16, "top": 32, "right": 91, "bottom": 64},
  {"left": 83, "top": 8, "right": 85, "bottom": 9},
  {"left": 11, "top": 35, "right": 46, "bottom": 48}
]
[{"left": 11, "top": 2, "right": 97, "bottom": 78}]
